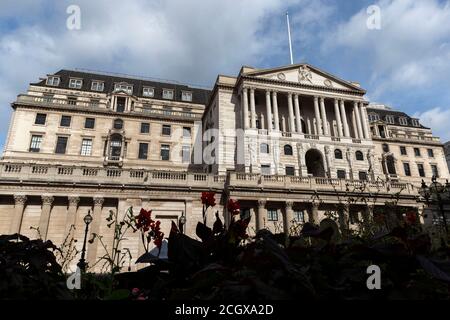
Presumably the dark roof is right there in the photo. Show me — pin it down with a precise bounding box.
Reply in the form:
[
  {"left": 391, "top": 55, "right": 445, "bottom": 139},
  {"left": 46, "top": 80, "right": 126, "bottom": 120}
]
[
  {"left": 366, "top": 107, "right": 429, "bottom": 129},
  {"left": 32, "top": 69, "right": 211, "bottom": 105}
]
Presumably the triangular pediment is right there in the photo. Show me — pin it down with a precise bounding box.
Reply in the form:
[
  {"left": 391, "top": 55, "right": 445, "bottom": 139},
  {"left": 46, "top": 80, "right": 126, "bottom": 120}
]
[{"left": 243, "top": 63, "right": 365, "bottom": 93}]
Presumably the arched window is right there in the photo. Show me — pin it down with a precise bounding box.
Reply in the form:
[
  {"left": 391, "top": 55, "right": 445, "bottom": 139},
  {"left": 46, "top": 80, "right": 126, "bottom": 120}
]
[
  {"left": 334, "top": 149, "right": 343, "bottom": 159},
  {"left": 355, "top": 151, "right": 364, "bottom": 161},
  {"left": 284, "top": 144, "right": 293, "bottom": 156},
  {"left": 113, "top": 118, "right": 123, "bottom": 130},
  {"left": 260, "top": 143, "right": 269, "bottom": 154}
]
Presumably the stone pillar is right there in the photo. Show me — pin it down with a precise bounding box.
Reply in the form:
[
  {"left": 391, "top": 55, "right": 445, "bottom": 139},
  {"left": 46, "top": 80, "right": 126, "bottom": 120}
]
[
  {"left": 265, "top": 90, "right": 273, "bottom": 132},
  {"left": 87, "top": 197, "right": 104, "bottom": 269},
  {"left": 309, "top": 202, "right": 319, "bottom": 225},
  {"left": 294, "top": 94, "right": 302, "bottom": 133},
  {"left": 284, "top": 201, "right": 294, "bottom": 236},
  {"left": 340, "top": 100, "right": 350, "bottom": 137},
  {"left": 260, "top": 114, "right": 265, "bottom": 130},
  {"left": 250, "top": 88, "right": 256, "bottom": 129},
  {"left": 313, "top": 96, "right": 323, "bottom": 135},
  {"left": 10, "top": 195, "right": 27, "bottom": 234},
  {"left": 39, "top": 195, "right": 54, "bottom": 240},
  {"left": 319, "top": 97, "right": 329, "bottom": 136},
  {"left": 324, "top": 146, "right": 332, "bottom": 178},
  {"left": 338, "top": 204, "right": 350, "bottom": 235},
  {"left": 287, "top": 93, "right": 295, "bottom": 133},
  {"left": 256, "top": 200, "right": 267, "bottom": 231},
  {"left": 360, "top": 103, "right": 370, "bottom": 139},
  {"left": 334, "top": 99, "right": 343, "bottom": 137},
  {"left": 272, "top": 91, "right": 280, "bottom": 131},
  {"left": 354, "top": 102, "right": 364, "bottom": 140},
  {"left": 64, "top": 196, "right": 80, "bottom": 236},
  {"left": 242, "top": 87, "right": 249, "bottom": 129},
  {"left": 281, "top": 116, "right": 287, "bottom": 132},
  {"left": 352, "top": 108, "right": 359, "bottom": 139}
]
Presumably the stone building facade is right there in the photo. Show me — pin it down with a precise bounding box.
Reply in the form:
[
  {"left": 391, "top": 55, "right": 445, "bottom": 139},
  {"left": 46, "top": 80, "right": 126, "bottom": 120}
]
[{"left": 0, "top": 64, "right": 447, "bottom": 272}]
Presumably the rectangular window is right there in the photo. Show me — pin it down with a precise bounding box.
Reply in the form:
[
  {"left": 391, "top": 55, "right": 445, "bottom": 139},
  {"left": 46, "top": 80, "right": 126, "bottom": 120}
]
[
  {"left": 80, "top": 139, "right": 92, "bottom": 156},
  {"left": 60, "top": 115, "right": 71, "bottom": 127},
  {"left": 182, "top": 145, "right": 191, "bottom": 163},
  {"left": 140, "top": 122, "right": 150, "bottom": 134},
  {"left": 261, "top": 164, "right": 271, "bottom": 175},
  {"left": 160, "top": 144, "right": 170, "bottom": 161},
  {"left": 183, "top": 127, "right": 191, "bottom": 138},
  {"left": 427, "top": 149, "right": 434, "bottom": 158},
  {"left": 114, "top": 83, "right": 133, "bottom": 94},
  {"left": 29, "top": 135, "right": 42, "bottom": 152},
  {"left": 91, "top": 81, "right": 104, "bottom": 91},
  {"left": 260, "top": 143, "right": 270, "bottom": 154},
  {"left": 162, "top": 124, "right": 171, "bottom": 136},
  {"left": 267, "top": 209, "right": 279, "bottom": 222},
  {"left": 337, "top": 170, "right": 346, "bottom": 179},
  {"left": 55, "top": 136, "right": 68, "bottom": 154},
  {"left": 35, "top": 113, "right": 47, "bottom": 125},
  {"left": 142, "top": 87, "right": 154, "bottom": 97},
  {"left": 403, "top": 163, "right": 411, "bottom": 176},
  {"left": 138, "top": 143, "right": 148, "bottom": 160},
  {"left": 399, "top": 117, "right": 408, "bottom": 125},
  {"left": 294, "top": 210, "right": 305, "bottom": 223},
  {"left": 431, "top": 165, "right": 439, "bottom": 178},
  {"left": 285, "top": 166, "right": 295, "bottom": 176},
  {"left": 46, "top": 76, "right": 60, "bottom": 86},
  {"left": 400, "top": 146, "right": 407, "bottom": 155},
  {"left": 358, "top": 171, "right": 368, "bottom": 181},
  {"left": 417, "top": 164, "right": 425, "bottom": 177},
  {"left": 84, "top": 118, "right": 95, "bottom": 129},
  {"left": 163, "top": 89, "right": 174, "bottom": 100},
  {"left": 69, "top": 78, "right": 83, "bottom": 89},
  {"left": 181, "top": 91, "right": 192, "bottom": 102},
  {"left": 414, "top": 148, "right": 421, "bottom": 157}
]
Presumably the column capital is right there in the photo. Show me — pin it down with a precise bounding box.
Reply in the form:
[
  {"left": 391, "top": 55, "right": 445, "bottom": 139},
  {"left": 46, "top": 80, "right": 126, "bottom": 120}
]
[
  {"left": 93, "top": 197, "right": 105, "bottom": 206},
  {"left": 311, "top": 202, "right": 320, "bottom": 209},
  {"left": 271, "top": 91, "right": 278, "bottom": 97},
  {"left": 265, "top": 89, "right": 271, "bottom": 95},
  {"left": 313, "top": 96, "right": 319, "bottom": 102},
  {"left": 68, "top": 196, "right": 80, "bottom": 206},
  {"left": 41, "top": 195, "right": 54, "bottom": 205},
  {"left": 249, "top": 87, "right": 256, "bottom": 93},
  {"left": 258, "top": 199, "right": 267, "bottom": 207},
  {"left": 285, "top": 201, "right": 294, "bottom": 209},
  {"left": 14, "top": 195, "right": 27, "bottom": 205},
  {"left": 287, "top": 92, "right": 293, "bottom": 97}
]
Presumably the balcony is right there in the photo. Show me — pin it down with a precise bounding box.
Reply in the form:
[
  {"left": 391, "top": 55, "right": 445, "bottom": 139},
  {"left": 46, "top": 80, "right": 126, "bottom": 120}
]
[{"left": 16, "top": 94, "right": 103, "bottom": 109}]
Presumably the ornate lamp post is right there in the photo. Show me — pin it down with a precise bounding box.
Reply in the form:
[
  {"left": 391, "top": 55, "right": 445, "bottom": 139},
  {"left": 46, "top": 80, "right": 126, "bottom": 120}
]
[
  {"left": 179, "top": 211, "right": 186, "bottom": 234},
  {"left": 419, "top": 177, "right": 450, "bottom": 235},
  {"left": 77, "top": 210, "right": 93, "bottom": 272}
]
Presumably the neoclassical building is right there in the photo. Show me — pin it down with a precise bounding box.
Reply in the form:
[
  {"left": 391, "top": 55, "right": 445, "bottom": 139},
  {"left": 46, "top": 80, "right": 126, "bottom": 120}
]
[{"left": 0, "top": 64, "right": 448, "bottom": 271}]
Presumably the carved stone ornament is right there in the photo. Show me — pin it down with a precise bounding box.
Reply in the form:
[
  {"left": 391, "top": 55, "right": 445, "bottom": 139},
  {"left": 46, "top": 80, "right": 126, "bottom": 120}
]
[
  {"left": 277, "top": 72, "right": 286, "bottom": 81},
  {"left": 298, "top": 66, "right": 313, "bottom": 84}
]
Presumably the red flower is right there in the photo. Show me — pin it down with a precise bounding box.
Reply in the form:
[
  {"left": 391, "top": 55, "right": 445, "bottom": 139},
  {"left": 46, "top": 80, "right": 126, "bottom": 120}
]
[
  {"left": 405, "top": 211, "right": 417, "bottom": 225},
  {"left": 201, "top": 192, "right": 216, "bottom": 207},
  {"left": 136, "top": 208, "right": 152, "bottom": 232},
  {"left": 227, "top": 199, "right": 240, "bottom": 216},
  {"left": 136, "top": 208, "right": 165, "bottom": 249}
]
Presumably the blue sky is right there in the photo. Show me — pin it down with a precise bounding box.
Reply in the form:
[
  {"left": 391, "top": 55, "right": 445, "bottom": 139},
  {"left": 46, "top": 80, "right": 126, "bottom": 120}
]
[{"left": 0, "top": 0, "right": 449, "bottom": 151}]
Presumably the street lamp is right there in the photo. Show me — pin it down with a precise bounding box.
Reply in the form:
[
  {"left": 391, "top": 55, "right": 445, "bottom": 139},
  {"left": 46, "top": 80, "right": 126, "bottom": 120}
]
[
  {"left": 419, "top": 177, "right": 450, "bottom": 235},
  {"left": 77, "top": 210, "right": 93, "bottom": 272},
  {"left": 179, "top": 211, "right": 186, "bottom": 234}
]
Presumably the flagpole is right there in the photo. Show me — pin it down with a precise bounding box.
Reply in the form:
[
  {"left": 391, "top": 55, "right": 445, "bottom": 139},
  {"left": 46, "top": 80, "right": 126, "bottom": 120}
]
[{"left": 286, "top": 11, "right": 294, "bottom": 65}]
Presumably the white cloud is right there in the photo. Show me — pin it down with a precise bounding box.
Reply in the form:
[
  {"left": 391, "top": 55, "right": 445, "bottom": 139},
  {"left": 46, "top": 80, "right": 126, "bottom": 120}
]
[{"left": 413, "top": 107, "right": 450, "bottom": 142}]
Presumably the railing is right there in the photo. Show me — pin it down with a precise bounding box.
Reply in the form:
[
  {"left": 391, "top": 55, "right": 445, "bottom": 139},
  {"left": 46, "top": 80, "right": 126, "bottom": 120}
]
[
  {"left": 16, "top": 94, "right": 104, "bottom": 109},
  {"left": 304, "top": 134, "right": 320, "bottom": 140}
]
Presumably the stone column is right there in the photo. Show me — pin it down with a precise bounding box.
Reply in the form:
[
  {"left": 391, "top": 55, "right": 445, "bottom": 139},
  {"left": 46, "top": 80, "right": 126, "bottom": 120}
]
[
  {"left": 10, "top": 195, "right": 27, "bottom": 234},
  {"left": 265, "top": 90, "right": 273, "bottom": 132},
  {"left": 260, "top": 114, "right": 265, "bottom": 130},
  {"left": 352, "top": 108, "right": 359, "bottom": 139},
  {"left": 281, "top": 116, "right": 286, "bottom": 132},
  {"left": 340, "top": 100, "right": 350, "bottom": 137},
  {"left": 242, "top": 87, "right": 249, "bottom": 129},
  {"left": 287, "top": 93, "right": 295, "bottom": 133},
  {"left": 39, "top": 195, "right": 54, "bottom": 240},
  {"left": 324, "top": 146, "right": 332, "bottom": 178},
  {"left": 272, "top": 91, "right": 280, "bottom": 131},
  {"left": 284, "top": 201, "right": 294, "bottom": 236},
  {"left": 354, "top": 102, "right": 364, "bottom": 140},
  {"left": 87, "top": 197, "right": 104, "bottom": 269},
  {"left": 256, "top": 200, "right": 267, "bottom": 231},
  {"left": 338, "top": 203, "right": 350, "bottom": 235},
  {"left": 64, "top": 196, "right": 80, "bottom": 236},
  {"left": 309, "top": 202, "right": 319, "bottom": 225},
  {"left": 313, "top": 96, "right": 323, "bottom": 135},
  {"left": 334, "top": 99, "right": 343, "bottom": 137},
  {"left": 319, "top": 97, "right": 329, "bottom": 136},
  {"left": 250, "top": 88, "right": 257, "bottom": 129},
  {"left": 360, "top": 103, "right": 370, "bottom": 139},
  {"left": 294, "top": 94, "right": 302, "bottom": 133}
]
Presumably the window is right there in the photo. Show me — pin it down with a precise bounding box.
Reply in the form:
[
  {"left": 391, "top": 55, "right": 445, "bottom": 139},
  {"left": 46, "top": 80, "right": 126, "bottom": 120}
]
[
  {"left": 355, "top": 151, "right": 364, "bottom": 161},
  {"left": 337, "top": 170, "right": 346, "bottom": 179},
  {"left": 55, "top": 136, "right": 68, "bottom": 154},
  {"left": 400, "top": 146, "right": 407, "bottom": 155},
  {"left": 261, "top": 165, "right": 271, "bottom": 175},
  {"left": 399, "top": 117, "right": 408, "bottom": 126},
  {"left": 46, "top": 76, "right": 60, "bottom": 86},
  {"left": 382, "top": 144, "right": 390, "bottom": 153},
  {"left": 67, "top": 96, "right": 77, "bottom": 105},
  {"left": 285, "top": 166, "right": 295, "bottom": 176},
  {"left": 59, "top": 115, "right": 71, "bottom": 127},
  {"left": 113, "top": 119, "right": 123, "bottom": 130},
  {"left": 80, "top": 139, "right": 92, "bottom": 156},
  {"left": 412, "top": 119, "right": 420, "bottom": 127},
  {"left": 294, "top": 210, "right": 305, "bottom": 223},
  {"left": 141, "top": 123, "right": 150, "bottom": 134},
  {"left": 414, "top": 148, "right": 421, "bottom": 157},
  {"left": 142, "top": 87, "right": 154, "bottom": 97},
  {"left": 260, "top": 143, "right": 270, "bottom": 154},
  {"left": 91, "top": 81, "right": 104, "bottom": 91},
  {"left": 183, "top": 127, "right": 191, "bottom": 138},
  {"left": 431, "top": 165, "right": 439, "bottom": 178},
  {"left": 240, "top": 209, "right": 251, "bottom": 220},
  {"left": 160, "top": 144, "right": 170, "bottom": 161},
  {"left": 163, "top": 89, "right": 174, "bottom": 100},
  {"left": 116, "top": 97, "right": 126, "bottom": 112},
  {"left": 403, "top": 163, "right": 411, "bottom": 176},
  {"left": 267, "top": 209, "right": 278, "bottom": 221},
  {"left": 138, "top": 143, "right": 148, "bottom": 160},
  {"left": 334, "top": 149, "right": 343, "bottom": 159},
  {"left": 427, "top": 149, "right": 434, "bottom": 158},
  {"left": 283, "top": 144, "right": 293, "bottom": 156},
  {"left": 162, "top": 124, "right": 171, "bottom": 136},
  {"left": 69, "top": 78, "right": 83, "bottom": 89},
  {"left": 109, "top": 135, "right": 122, "bottom": 160},
  {"left": 368, "top": 113, "right": 379, "bottom": 122},
  {"left": 182, "top": 145, "right": 191, "bottom": 163},
  {"left": 385, "top": 115, "right": 395, "bottom": 124},
  {"left": 114, "top": 83, "right": 133, "bottom": 94},
  {"left": 29, "top": 135, "right": 42, "bottom": 152},
  {"left": 35, "top": 113, "right": 47, "bottom": 125},
  {"left": 417, "top": 164, "right": 425, "bottom": 177},
  {"left": 84, "top": 118, "right": 95, "bottom": 129},
  {"left": 181, "top": 91, "right": 192, "bottom": 102},
  {"left": 358, "top": 171, "right": 368, "bottom": 181}
]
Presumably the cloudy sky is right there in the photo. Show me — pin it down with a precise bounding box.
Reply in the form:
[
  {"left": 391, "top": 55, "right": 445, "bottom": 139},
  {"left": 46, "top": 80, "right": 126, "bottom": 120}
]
[{"left": 1, "top": 0, "right": 449, "bottom": 149}]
